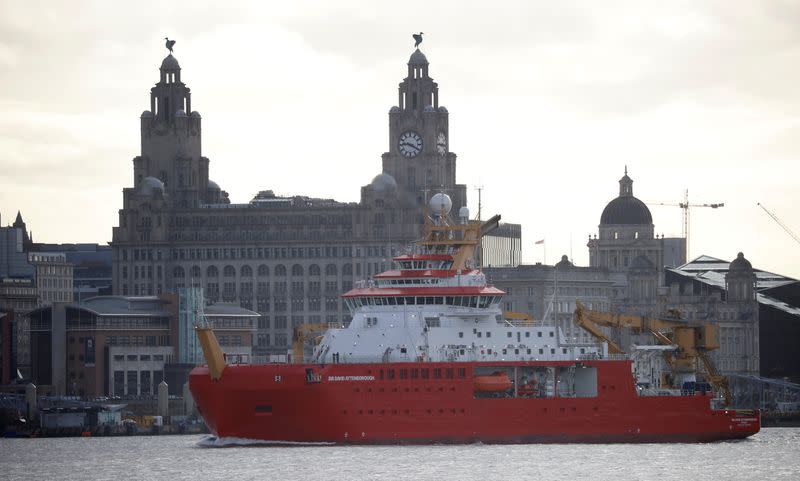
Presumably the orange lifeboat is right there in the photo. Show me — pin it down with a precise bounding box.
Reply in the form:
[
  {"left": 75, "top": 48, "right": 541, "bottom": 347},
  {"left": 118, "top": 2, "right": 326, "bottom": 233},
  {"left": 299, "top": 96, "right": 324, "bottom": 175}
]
[{"left": 473, "top": 371, "right": 513, "bottom": 392}]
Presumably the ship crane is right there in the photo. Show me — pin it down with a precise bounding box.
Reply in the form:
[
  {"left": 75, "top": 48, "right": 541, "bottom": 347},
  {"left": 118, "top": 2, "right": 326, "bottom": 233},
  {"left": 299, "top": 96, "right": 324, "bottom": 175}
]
[
  {"left": 758, "top": 202, "right": 800, "bottom": 246},
  {"left": 648, "top": 189, "right": 724, "bottom": 260},
  {"left": 292, "top": 323, "right": 330, "bottom": 363},
  {"left": 573, "top": 300, "right": 731, "bottom": 406}
]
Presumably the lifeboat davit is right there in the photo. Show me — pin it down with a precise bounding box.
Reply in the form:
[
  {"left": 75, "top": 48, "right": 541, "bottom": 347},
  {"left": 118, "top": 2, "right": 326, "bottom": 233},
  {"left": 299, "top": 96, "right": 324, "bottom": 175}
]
[{"left": 473, "top": 371, "right": 513, "bottom": 392}]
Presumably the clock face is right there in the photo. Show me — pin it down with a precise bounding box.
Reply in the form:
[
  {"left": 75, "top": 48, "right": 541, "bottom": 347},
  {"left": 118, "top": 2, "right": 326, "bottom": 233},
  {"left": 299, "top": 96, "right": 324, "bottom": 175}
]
[
  {"left": 436, "top": 132, "right": 447, "bottom": 156},
  {"left": 398, "top": 131, "right": 423, "bottom": 158}
]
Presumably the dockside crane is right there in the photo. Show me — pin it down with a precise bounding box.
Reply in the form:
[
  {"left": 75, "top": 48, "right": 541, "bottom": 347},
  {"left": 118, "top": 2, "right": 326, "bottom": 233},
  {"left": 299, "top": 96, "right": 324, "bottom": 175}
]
[
  {"left": 573, "top": 301, "right": 731, "bottom": 405},
  {"left": 758, "top": 202, "right": 800, "bottom": 246},
  {"left": 648, "top": 189, "right": 724, "bottom": 260}
]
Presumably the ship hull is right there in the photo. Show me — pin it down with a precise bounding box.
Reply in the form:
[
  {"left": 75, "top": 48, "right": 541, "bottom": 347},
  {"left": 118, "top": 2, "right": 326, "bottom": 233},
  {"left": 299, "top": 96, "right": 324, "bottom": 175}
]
[{"left": 189, "top": 360, "right": 759, "bottom": 444}]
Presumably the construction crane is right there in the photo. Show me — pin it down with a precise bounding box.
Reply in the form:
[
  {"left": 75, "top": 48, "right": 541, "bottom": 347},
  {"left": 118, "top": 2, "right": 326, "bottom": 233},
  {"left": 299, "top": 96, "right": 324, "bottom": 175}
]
[
  {"left": 648, "top": 189, "right": 724, "bottom": 261},
  {"left": 758, "top": 203, "right": 800, "bottom": 246},
  {"left": 292, "top": 323, "right": 330, "bottom": 363},
  {"left": 573, "top": 300, "right": 731, "bottom": 406}
]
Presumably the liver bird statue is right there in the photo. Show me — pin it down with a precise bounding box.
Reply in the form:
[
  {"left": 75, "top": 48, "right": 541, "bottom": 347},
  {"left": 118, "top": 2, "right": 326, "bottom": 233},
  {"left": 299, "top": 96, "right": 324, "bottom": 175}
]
[
  {"left": 165, "top": 37, "right": 176, "bottom": 53},
  {"left": 412, "top": 32, "right": 423, "bottom": 48}
]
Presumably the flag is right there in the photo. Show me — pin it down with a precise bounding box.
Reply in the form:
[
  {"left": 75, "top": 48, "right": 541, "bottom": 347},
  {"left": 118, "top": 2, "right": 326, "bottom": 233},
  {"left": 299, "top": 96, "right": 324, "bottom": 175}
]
[{"left": 535, "top": 239, "right": 545, "bottom": 245}]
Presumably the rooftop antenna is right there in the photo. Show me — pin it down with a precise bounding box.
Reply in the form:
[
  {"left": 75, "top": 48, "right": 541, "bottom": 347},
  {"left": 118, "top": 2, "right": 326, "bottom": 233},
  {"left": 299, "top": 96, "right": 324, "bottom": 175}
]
[{"left": 474, "top": 185, "right": 484, "bottom": 222}]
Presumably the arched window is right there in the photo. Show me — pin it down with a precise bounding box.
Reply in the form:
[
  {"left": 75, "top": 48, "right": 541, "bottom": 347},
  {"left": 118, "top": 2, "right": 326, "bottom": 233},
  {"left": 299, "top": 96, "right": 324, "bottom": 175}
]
[
  {"left": 257, "top": 265, "right": 269, "bottom": 277},
  {"left": 343, "top": 264, "right": 353, "bottom": 276},
  {"left": 224, "top": 265, "right": 236, "bottom": 277},
  {"left": 207, "top": 265, "right": 219, "bottom": 277},
  {"left": 275, "top": 264, "right": 286, "bottom": 276},
  {"left": 325, "top": 264, "right": 337, "bottom": 276},
  {"left": 173, "top": 266, "right": 185, "bottom": 278},
  {"left": 291, "top": 264, "right": 304, "bottom": 277},
  {"left": 241, "top": 265, "right": 253, "bottom": 277},
  {"left": 191, "top": 265, "right": 201, "bottom": 278},
  {"left": 309, "top": 264, "right": 321, "bottom": 276}
]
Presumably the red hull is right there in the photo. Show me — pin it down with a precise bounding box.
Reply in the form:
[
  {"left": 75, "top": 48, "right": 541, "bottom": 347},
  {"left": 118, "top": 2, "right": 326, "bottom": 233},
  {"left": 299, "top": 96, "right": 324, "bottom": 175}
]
[{"left": 189, "top": 360, "right": 759, "bottom": 444}]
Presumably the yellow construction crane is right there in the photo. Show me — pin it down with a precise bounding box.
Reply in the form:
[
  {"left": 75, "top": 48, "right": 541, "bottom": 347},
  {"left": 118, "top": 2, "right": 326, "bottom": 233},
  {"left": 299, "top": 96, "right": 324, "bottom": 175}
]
[
  {"left": 648, "top": 189, "right": 724, "bottom": 260},
  {"left": 292, "top": 323, "right": 330, "bottom": 363},
  {"left": 573, "top": 300, "right": 731, "bottom": 405},
  {"left": 758, "top": 202, "right": 800, "bottom": 246}
]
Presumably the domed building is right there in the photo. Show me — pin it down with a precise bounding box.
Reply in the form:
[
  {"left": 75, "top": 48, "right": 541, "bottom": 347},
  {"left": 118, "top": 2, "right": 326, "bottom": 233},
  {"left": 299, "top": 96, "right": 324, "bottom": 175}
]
[
  {"left": 587, "top": 169, "right": 687, "bottom": 309},
  {"left": 590, "top": 168, "right": 659, "bottom": 272}
]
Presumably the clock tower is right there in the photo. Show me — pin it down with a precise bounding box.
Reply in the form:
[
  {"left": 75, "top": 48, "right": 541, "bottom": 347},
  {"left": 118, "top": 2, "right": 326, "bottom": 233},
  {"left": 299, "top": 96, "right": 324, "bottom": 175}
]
[
  {"left": 381, "top": 48, "right": 466, "bottom": 209},
  {"left": 133, "top": 53, "right": 212, "bottom": 209}
]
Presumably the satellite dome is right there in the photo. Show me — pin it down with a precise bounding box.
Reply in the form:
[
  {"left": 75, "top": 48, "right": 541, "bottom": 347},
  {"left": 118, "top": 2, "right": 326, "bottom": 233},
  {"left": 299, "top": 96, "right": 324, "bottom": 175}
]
[
  {"left": 458, "top": 206, "right": 470, "bottom": 219},
  {"left": 141, "top": 110, "right": 154, "bottom": 118},
  {"left": 161, "top": 54, "right": 180, "bottom": 70},
  {"left": 729, "top": 252, "right": 752, "bottom": 272},
  {"left": 371, "top": 173, "right": 398, "bottom": 194},
  {"left": 140, "top": 177, "right": 165, "bottom": 196},
  {"left": 429, "top": 193, "right": 452, "bottom": 215}
]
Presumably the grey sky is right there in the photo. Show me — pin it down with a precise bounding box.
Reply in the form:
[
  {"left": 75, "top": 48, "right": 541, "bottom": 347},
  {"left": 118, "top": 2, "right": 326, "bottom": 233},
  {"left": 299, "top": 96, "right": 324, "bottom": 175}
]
[{"left": 1, "top": 0, "right": 798, "bottom": 277}]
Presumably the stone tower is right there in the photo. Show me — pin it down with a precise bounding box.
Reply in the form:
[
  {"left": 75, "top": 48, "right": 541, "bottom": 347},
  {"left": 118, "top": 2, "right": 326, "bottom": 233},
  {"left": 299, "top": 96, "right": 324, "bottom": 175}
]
[
  {"left": 724, "top": 252, "right": 760, "bottom": 374},
  {"left": 380, "top": 49, "right": 466, "bottom": 210},
  {"left": 590, "top": 168, "right": 661, "bottom": 273},
  {"left": 133, "top": 53, "right": 213, "bottom": 209},
  {"left": 726, "top": 252, "right": 756, "bottom": 302}
]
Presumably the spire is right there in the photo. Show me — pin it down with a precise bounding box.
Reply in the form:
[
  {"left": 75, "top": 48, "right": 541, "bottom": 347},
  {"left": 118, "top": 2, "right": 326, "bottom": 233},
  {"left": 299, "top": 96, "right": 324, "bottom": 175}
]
[
  {"left": 13, "top": 210, "right": 24, "bottom": 227},
  {"left": 619, "top": 167, "right": 633, "bottom": 197}
]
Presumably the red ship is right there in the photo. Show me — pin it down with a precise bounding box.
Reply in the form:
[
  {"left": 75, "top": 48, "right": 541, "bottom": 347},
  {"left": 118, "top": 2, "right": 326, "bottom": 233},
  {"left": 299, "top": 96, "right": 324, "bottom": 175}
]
[{"left": 190, "top": 195, "right": 760, "bottom": 444}]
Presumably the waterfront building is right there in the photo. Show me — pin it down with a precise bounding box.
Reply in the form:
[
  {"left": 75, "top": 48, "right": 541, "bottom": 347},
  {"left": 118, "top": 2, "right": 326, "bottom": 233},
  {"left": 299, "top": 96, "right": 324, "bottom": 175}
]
[
  {"left": 28, "top": 252, "right": 74, "bottom": 306},
  {"left": 35, "top": 243, "right": 113, "bottom": 301},
  {"left": 587, "top": 168, "right": 686, "bottom": 309},
  {"left": 110, "top": 46, "right": 521, "bottom": 356},
  {"left": 666, "top": 255, "right": 800, "bottom": 380},
  {"left": 26, "top": 293, "right": 259, "bottom": 397},
  {"left": 0, "top": 278, "right": 37, "bottom": 379},
  {"left": 480, "top": 222, "right": 522, "bottom": 268},
  {"left": 0, "top": 310, "right": 15, "bottom": 384}
]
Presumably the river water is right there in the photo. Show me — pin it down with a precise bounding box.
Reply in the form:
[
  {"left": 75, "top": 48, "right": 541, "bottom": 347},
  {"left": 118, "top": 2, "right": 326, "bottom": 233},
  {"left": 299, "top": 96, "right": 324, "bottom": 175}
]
[{"left": 2, "top": 428, "right": 799, "bottom": 480}]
